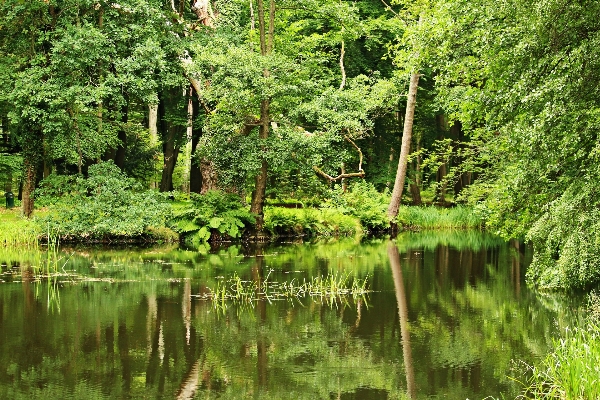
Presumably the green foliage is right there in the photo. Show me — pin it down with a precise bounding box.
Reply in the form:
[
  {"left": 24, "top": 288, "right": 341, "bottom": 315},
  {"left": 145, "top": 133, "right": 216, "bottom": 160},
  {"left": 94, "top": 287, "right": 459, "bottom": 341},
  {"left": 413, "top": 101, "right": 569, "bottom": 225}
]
[
  {"left": 521, "top": 324, "right": 600, "bottom": 399},
  {"left": 34, "top": 174, "right": 80, "bottom": 207},
  {"left": 324, "top": 181, "right": 390, "bottom": 231},
  {"left": 169, "top": 190, "right": 255, "bottom": 244},
  {"left": 525, "top": 185, "right": 600, "bottom": 290},
  {"left": 0, "top": 154, "right": 21, "bottom": 190},
  {"left": 40, "top": 161, "right": 170, "bottom": 240},
  {"left": 264, "top": 207, "right": 361, "bottom": 237}
]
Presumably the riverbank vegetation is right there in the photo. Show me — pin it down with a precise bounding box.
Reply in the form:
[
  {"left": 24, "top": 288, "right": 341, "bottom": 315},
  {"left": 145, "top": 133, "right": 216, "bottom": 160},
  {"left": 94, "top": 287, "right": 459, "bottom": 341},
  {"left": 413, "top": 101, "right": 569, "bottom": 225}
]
[{"left": 520, "top": 292, "right": 600, "bottom": 399}]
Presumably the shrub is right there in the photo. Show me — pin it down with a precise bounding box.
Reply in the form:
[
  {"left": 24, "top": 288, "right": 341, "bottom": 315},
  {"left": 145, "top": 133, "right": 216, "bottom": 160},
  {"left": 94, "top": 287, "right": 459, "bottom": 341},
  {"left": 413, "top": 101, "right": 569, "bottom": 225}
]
[
  {"left": 40, "top": 161, "right": 171, "bottom": 240},
  {"left": 35, "top": 174, "right": 81, "bottom": 207},
  {"left": 323, "top": 181, "right": 390, "bottom": 232},
  {"left": 169, "top": 190, "right": 255, "bottom": 245}
]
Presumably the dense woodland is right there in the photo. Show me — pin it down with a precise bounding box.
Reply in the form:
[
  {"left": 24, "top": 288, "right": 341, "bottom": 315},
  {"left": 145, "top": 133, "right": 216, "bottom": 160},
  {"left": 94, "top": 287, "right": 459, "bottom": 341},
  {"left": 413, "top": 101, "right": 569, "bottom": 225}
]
[{"left": 1, "top": 0, "right": 600, "bottom": 290}]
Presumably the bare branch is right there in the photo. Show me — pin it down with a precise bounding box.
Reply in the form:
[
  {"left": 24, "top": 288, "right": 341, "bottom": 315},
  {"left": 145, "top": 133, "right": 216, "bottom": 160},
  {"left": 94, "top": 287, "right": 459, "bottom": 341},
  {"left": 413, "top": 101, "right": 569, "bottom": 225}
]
[
  {"left": 313, "top": 135, "right": 365, "bottom": 182},
  {"left": 312, "top": 166, "right": 365, "bottom": 182},
  {"left": 339, "top": 39, "right": 346, "bottom": 90}
]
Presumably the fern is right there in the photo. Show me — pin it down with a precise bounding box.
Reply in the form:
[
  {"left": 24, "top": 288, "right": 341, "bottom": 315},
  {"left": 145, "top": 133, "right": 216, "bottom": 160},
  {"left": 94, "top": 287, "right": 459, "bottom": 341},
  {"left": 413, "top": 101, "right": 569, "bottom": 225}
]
[{"left": 168, "top": 191, "right": 256, "bottom": 244}]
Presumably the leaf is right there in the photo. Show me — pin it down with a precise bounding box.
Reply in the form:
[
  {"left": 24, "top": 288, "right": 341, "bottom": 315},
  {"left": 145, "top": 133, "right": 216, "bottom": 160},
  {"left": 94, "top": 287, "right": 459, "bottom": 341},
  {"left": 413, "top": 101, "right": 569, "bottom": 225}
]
[{"left": 209, "top": 217, "right": 223, "bottom": 229}]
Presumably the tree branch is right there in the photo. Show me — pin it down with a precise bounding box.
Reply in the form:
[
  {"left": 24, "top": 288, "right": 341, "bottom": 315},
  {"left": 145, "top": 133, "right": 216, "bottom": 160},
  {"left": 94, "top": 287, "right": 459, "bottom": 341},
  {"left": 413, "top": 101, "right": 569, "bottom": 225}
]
[
  {"left": 313, "top": 135, "right": 365, "bottom": 182},
  {"left": 339, "top": 39, "right": 346, "bottom": 90},
  {"left": 312, "top": 166, "right": 365, "bottom": 182}
]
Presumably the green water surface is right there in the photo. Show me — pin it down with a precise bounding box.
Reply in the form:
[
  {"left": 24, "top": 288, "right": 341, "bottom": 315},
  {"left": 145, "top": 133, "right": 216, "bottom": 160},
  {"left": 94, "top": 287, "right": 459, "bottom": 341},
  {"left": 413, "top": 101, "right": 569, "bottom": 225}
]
[{"left": 0, "top": 232, "right": 584, "bottom": 399}]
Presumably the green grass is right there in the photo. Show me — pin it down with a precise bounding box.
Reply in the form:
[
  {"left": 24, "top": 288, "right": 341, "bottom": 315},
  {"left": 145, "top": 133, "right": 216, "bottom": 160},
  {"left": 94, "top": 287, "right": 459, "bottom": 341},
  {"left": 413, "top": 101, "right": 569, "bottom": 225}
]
[
  {"left": 396, "top": 205, "right": 484, "bottom": 230},
  {"left": 520, "top": 323, "right": 600, "bottom": 399},
  {"left": 0, "top": 208, "right": 40, "bottom": 248}
]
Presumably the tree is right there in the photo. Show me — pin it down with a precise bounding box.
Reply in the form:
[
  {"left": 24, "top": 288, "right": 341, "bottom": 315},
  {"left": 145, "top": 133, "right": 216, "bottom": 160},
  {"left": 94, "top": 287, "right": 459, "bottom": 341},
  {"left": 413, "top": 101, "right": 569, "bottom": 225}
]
[
  {"left": 0, "top": 0, "right": 169, "bottom": 216},
  {"left": 186, "top": 0, "right": 398, "bottom": 233},
  {"left": 387, "top": 72, "right": 419, "bottom": 222}
]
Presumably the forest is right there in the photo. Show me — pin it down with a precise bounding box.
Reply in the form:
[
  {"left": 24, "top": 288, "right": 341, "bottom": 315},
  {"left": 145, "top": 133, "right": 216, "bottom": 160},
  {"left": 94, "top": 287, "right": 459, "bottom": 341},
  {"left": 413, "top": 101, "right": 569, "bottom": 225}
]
[{"left": 2, "top": 0, "right": 600, "bottom": 293}]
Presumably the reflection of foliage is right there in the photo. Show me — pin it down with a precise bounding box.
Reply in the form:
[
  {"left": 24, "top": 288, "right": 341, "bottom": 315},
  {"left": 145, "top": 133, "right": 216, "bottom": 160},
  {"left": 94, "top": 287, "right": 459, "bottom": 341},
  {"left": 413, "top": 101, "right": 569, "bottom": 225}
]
[{"left": 0, "top": 235, "right": 585, "bottom": 399}]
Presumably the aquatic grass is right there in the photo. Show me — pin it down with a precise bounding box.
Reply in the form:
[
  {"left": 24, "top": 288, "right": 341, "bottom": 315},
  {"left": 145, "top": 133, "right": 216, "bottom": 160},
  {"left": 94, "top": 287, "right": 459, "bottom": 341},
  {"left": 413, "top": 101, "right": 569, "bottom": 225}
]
[
  {"left": 396, "top": 205, "right": 484, "bottom": 230},
  {"left": 519, "top": 323, "right": 600, "bottom": 399},
  {"left": 193, "top": 272, "right": 370, "bottom": 309}
]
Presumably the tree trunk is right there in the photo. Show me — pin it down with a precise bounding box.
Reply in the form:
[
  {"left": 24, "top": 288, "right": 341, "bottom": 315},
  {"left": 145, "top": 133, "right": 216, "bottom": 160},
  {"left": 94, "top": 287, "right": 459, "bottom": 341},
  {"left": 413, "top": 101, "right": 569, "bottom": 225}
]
[
  {"left": 436, "top": 163, "right": 446, "bottom": 204},
  {"left": 189, "top": 127, "right": 203, "bottom": 194},
  {"left": 409, "top": 183, "right": 422, "bottom": 206},
  {"left": 115, "top": 99, "right": 128, "bottom": 170},
  {"left": 148, "top": 104, "right": 158, "bottom": 144},
  {"left": 249, "top": 99, "right": 270, "bottom": 232},
  {"left": 249, "top": 0, "right": 274, "bottom": 234},
  {"left": 158, "top": 90, "right": 185, "bottom": 192},
  {"left": 199, "top": 159, "right": 217, "bottom": 194},
  {"left": 159, "top": 125, "right": 181, "bottom": 192},
  {"left": 22, "top": 157, "right": 37, "bottom": 218},
  {"left": 387, "top": 73, "right": 420, "bottom": 223}
]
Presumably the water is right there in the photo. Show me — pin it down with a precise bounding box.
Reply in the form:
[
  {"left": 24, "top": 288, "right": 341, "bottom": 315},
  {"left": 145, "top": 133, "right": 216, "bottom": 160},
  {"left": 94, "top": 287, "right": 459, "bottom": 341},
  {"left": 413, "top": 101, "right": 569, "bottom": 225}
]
[{"left": 0, "top": 232, "right": 585, "bottom": 399}]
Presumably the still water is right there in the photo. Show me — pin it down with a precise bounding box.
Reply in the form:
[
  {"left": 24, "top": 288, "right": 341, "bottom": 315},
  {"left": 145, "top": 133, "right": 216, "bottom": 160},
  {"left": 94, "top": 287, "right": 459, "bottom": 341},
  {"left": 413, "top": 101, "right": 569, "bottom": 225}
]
[{"left": 0, "top": 232, "right": 585, "bottom": 399}]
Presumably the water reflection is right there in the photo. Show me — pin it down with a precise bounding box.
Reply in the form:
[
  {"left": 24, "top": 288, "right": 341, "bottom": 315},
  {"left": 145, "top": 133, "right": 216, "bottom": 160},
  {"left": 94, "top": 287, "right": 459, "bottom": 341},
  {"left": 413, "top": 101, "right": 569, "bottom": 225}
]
[
  {"left": 388, "top": 241, "right": 416, "bottom": 399},
  {"left": 0, "top": 233, "right": 586, "bottom": 399}
]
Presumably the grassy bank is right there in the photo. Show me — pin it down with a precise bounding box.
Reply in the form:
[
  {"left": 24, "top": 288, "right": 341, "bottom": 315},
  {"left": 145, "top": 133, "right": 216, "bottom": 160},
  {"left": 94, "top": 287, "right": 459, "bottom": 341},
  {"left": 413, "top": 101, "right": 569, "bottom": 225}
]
[
  {"left": 520, "top": 293, "right": 600, "bottom": 398},
  {"left": 0, "top": 208, "right": 40, "bottom": 247},
  {"left": 396, "top": 205, "right": 484, "bottom": 230},
  {"left": 2, "top": 202, "right": 485, "bottom": 247},
  {"left": 522, "top": 323, "right": 600, "bottom": 399}
]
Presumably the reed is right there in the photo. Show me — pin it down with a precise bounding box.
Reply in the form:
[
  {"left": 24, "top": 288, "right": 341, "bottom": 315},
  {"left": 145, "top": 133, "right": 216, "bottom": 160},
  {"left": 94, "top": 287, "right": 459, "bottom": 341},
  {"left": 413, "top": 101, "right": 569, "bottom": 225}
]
[
  {"left": 396, "top": 205, "right": 484, "bottom": 230},
  {"left": 0, "top": 217, "right": 40, "bottom": 248},
  {"left": 519, "top": 323, "right": 600, "bottom": 399},
  {"left": 193, "top": 272, "right": 370, "bottom": 310}
]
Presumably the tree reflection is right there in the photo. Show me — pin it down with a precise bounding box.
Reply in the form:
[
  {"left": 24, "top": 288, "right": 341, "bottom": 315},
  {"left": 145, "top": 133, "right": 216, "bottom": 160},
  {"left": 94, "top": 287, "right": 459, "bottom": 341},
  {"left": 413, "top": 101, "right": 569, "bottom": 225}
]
[{"left": 387, "top": 241, "right": 416, "bottom": 399}]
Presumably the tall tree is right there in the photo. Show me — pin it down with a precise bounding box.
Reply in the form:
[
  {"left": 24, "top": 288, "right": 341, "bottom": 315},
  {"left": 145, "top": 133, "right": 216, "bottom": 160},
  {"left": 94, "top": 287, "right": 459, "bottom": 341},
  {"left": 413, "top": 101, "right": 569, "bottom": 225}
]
[{"left": 387, "top": 72, "right": 419, "bottom": 222}]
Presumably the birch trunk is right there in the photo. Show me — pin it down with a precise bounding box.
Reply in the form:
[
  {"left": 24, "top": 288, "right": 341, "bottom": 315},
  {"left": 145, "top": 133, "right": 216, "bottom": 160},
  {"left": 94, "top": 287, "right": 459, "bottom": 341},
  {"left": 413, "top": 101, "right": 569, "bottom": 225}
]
[{"left": 387, "top": 72, "right": 420, "bottom": 223}]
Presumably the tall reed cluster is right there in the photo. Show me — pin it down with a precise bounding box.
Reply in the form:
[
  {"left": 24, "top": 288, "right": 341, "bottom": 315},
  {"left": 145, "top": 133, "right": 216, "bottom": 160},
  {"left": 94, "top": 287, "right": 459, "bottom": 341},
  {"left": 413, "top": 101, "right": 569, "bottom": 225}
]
[
  {"left": 0, "top": 218, "right": 40, "bottom": 248},
  {"left": 396, "top": 205, "right": 484, "bottom": 230},
  {"left": 522, "top": 323, "right": 600, "bottom": 399}
]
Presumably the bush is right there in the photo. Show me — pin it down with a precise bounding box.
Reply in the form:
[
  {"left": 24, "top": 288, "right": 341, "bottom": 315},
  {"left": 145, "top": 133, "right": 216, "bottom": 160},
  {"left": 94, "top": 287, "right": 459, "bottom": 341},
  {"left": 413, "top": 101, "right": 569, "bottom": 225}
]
[
  {"left": 169, "top": 190, "right": 255, "bottom": 245},
  {"left": 526, "top": 185, "right": 600, "bottom": 290},
  {"left": 40, "top": 161, "right": 171, "bottom": 240},
  {"left": 35, "top": 174, "right": 81, "bottom": 207},
  {"left": 323, "top": 181, "right": 390, "bottom": 232}
]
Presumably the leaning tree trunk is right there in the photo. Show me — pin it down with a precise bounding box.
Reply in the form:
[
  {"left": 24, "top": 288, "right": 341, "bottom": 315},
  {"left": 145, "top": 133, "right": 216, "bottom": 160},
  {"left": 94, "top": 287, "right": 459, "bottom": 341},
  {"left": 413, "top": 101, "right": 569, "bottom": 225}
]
[
  {"left": 249, "top": 0, "right": 274, "bottom": 235},
  {"left": 387, "top": 72, "right": 420, "bottom": 225}
]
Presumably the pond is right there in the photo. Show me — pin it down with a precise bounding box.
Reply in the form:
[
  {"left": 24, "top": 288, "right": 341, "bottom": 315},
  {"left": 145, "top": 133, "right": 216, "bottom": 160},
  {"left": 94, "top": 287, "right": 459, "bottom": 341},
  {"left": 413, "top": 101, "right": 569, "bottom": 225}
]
[{"left": 0, "top": 232, "right": 585, "bottom": 399}]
